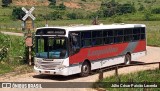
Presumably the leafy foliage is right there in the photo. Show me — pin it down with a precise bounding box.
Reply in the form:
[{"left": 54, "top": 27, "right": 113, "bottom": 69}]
[
  {"left": 151, "top": 7, "right": 160, "bottom": 14},
  {"left": 138, "top": 4, "right": 145, "bottom": 11},
  {"left": 67, "top": 12, "right": 77, "bottom": 19},
  {"left": 2, "top": 0, "right": 12, "bottom": 7},
  {"left": 67, "top": 12, "right": 84, "bottom": 19},
  {"left": 81, "top": 0, "right": 86, "bottom": 2},
  {"left": 144, "top": 10, "right": 152, "bottom": 21},
  {"left": 47, "top": 11, "right": 64, "bottom": 20},
  {"left": 58, "top": 3, "right": 66, "bottom": 10},
  {"left": 118, "top": 3, "right": 136, "bottom": 14},
  {"left": 0, "top": 33, "right": 26, "bottom": 63},
  {"left": 48, "top": 0, "right": 56, "bottom": 4},
  {"left": 100, "top": 0, "right": 136, "bottom": 17},
  {"left": 12, "top": 7, "right": 25, "bottom": 20},
  {"left": 100, "top": 0, "right": 119, "bottom": 17},
  {"left": 0, "top": 33, "right": 10, "bottom": 48},
  {"left": 0, "top": 34, "right": 33, "bottom": 74},
  {"left": 48, "top": 0, "right": 56, "bottom": 7},
  {"left": 0, "top": 33, "right": 10, "bottom": 61}
]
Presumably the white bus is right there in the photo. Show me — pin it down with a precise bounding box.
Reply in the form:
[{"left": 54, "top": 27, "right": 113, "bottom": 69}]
[{"left": 34, "top": 24, "right": 146, "bottom": 76}]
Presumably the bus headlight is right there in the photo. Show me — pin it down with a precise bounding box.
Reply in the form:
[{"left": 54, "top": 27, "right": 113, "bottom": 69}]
[
  {"left": 34, "top": 58, "right": 42, "bottom": 68},
  {"left": 57, "top": 65, "right": 66, "bottom": 70}
]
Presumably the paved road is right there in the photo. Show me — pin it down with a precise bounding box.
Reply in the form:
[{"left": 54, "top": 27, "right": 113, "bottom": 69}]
[{"left": 0, "top": 46, "right": 160, "bottom": 91}]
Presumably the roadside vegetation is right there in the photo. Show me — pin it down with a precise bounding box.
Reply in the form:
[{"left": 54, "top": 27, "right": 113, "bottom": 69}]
[
  {"left": 94, "top": 68, "right": 160, "bottom": 91},
  {"left": 147, "top": 30, "right": 160, "bottom": 47},
  {"left": 0, "top": 33, "right": 32, "bottom": 74}
]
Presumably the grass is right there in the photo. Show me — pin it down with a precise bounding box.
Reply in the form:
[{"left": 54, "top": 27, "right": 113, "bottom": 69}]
[
  {"left": 0, "top": 33, "right": 32, "bottom": 75},
  {"left": 0, "top": 63, "right": 12, "bottom": 74},
  {"left": 94, "top": 68, "right": 160, "bottom": 91},
  {"left": 147, "top": 30, "right": 160, "bottom": 47}
]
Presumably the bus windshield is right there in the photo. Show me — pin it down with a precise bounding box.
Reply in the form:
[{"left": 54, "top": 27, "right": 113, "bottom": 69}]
[{"left": 35, "top": 36, "right": 68, "bottom": 59}]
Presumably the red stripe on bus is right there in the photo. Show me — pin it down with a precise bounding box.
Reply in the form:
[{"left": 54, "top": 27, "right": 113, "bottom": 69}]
[
  {"left": 133, "top": 40, "right": 146, "bottom": 52},
  {"left": 69, "top": 43, "right": 129, "bottom": 64}
]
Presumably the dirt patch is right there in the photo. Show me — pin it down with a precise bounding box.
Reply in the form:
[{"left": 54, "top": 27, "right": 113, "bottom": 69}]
[
  {"left": 13, "top": 0, "right": 49, "bottom": 6},
  {"left": 64, "top": 2, "right": 81, "bottom": 9}
]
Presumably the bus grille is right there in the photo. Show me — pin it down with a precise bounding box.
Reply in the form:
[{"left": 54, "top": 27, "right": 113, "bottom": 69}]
[{"left": 39, "top": 62, "right": 61, "bottom": 70}]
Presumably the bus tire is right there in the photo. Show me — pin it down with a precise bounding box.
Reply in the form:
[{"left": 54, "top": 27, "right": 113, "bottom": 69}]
[
  {"left": 124, "top": 54, "right": 131, "bottom": 65},
  {"left": 80, "top": 61, "right": 91, "bottom": 77}
]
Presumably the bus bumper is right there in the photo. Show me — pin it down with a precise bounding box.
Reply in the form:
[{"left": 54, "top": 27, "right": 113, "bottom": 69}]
[{"left": 34, "top": 66, "right": 69, "bottom": 76}]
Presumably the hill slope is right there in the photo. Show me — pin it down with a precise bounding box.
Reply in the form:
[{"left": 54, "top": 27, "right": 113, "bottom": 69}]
[{"left": 12, "top": 0, "right": 49, "bottom": 6}]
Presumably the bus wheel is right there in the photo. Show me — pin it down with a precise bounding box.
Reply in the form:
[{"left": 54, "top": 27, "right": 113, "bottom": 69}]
[
  {"left": 80, "top": 61, "right": 91, "bottom": 77},
  {"left": 125, "top": 54, "right": 131, "bottom": 65}
]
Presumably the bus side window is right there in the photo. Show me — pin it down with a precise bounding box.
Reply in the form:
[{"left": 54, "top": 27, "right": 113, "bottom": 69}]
[
  {"left": 133, "top": 28, "right": 141, "bottom": 41},
  {"left": 81, "top": 31, "right": 91, "bottom": 47},
  {"left": 103, "top": 30, "right": 114, "bottom": 44},
  {"left": 124, "top": 28, "right": 133, "bottom": 42},
  {"left": 70, "top": 32, "right": 81, "bottom": 54},
  {"left": 92, "top": 30, "right": 103, "bottom": 46},
  {"left": 72, "top": 36, "right": 80, "bottom": 49},
  {"left": 141, "top": 27, "right": 146, "bottom": 40}
]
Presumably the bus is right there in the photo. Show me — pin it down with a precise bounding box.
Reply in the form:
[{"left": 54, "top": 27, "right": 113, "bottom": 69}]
[{"left": 34, "top": 24, "right": 146, "bottom": 76}]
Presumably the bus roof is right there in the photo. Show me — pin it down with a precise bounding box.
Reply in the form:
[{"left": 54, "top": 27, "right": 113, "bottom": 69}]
[{"left": 36, "top": 24, "right": 146, "bottom": 32}]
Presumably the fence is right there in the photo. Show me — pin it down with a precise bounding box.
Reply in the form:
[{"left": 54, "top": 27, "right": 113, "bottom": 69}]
[{"left": 99, "top": 62, "right": 160, "bottom": 80}]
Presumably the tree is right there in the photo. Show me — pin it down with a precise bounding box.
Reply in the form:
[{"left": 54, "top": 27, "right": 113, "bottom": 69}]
[
  {"left": 100, "top": 1, "right": 136, "bottom": 17},
  {"left": 49, "top": 0, "right": 56, "bottom": 6},
  {"left": 12, "top": 7, "right": 25, "bottom": 20},
  {"left": 58, "top": 3, "right": 66, "bottom": 10},
  {"left": 119, "top": 3, "right": 136, "bottom": 14},
  {"left": 81, "top": 0, "right": 86, "bottom": 2},
  {"left": 67, "top": 12, "right": 77, "bottom": 19},
  {"left": 138, "top": 4, "right": 145, "bottom": 11},
  {"left": 100, "top": 0, "right": 120, "bottom": 17},
  {"left": 2, "top": 0, "right": 12, "bottom": 7},
  {"left": 151, "top": 8, "right": 160, "bottom": 14},
  {"left": 67, "top": 12, "right": 84, "bottom": 19},
  {"left": 47, "top": 11, "right": 64, "bottom": 20}
]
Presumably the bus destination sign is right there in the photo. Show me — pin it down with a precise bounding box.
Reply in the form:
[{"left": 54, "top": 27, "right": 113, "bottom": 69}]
[{"left": 36, "top": 28, "right": 66, "bottom": 35}]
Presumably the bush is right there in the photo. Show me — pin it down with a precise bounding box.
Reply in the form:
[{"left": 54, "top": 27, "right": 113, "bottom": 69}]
[
  {"left": 48, "top": 0, "right": 56, "bottom": 8},
  {"left": 100, "top": 1, "right": 136, "bottom": 17},
  {"left": 2, "top": 0, "right": 12, "bottom": 7},
  {"left": 151, "top": 7, "right": 160, "bottom": 14},
  {"left": 119, "top": 3, "right": 136, "bottom": 14},
  {"left": 113, "top": 17, "right": 123, "bottom": 23},
  {"left": 81, "top": 0, "right": 86, "bottom": 2},
  {"left": 67, "top": 12, "right": 84, "bottom": 19},
  {"left": 144, "top": 10, "right": 152, "bottom": 21},
  {"left": 58, "top": 3, "right": 66, "bottom": 10},
  {"left": 138, "top": 4, "right": 145, "bottom": 11},
  {"left": 144, "top": 0, "right": 152, "bottom": 3},
  {"left": 12, "top": 7, "right": 25, "bottom": 20},
  {"left": 47, "top": 11, "right": 64, "bottom": 20},
  {"left": 100, "top": 0, "right": 120, "bottom": 17},
  {"left": 88, "top": 10, "right": 104, "bottom": 19},
  {"left": 67, "top": 12, "right": 77, "bottom": 19},
  {"left": 48, "top": 0, "right": 56, "bottom": 5}
]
